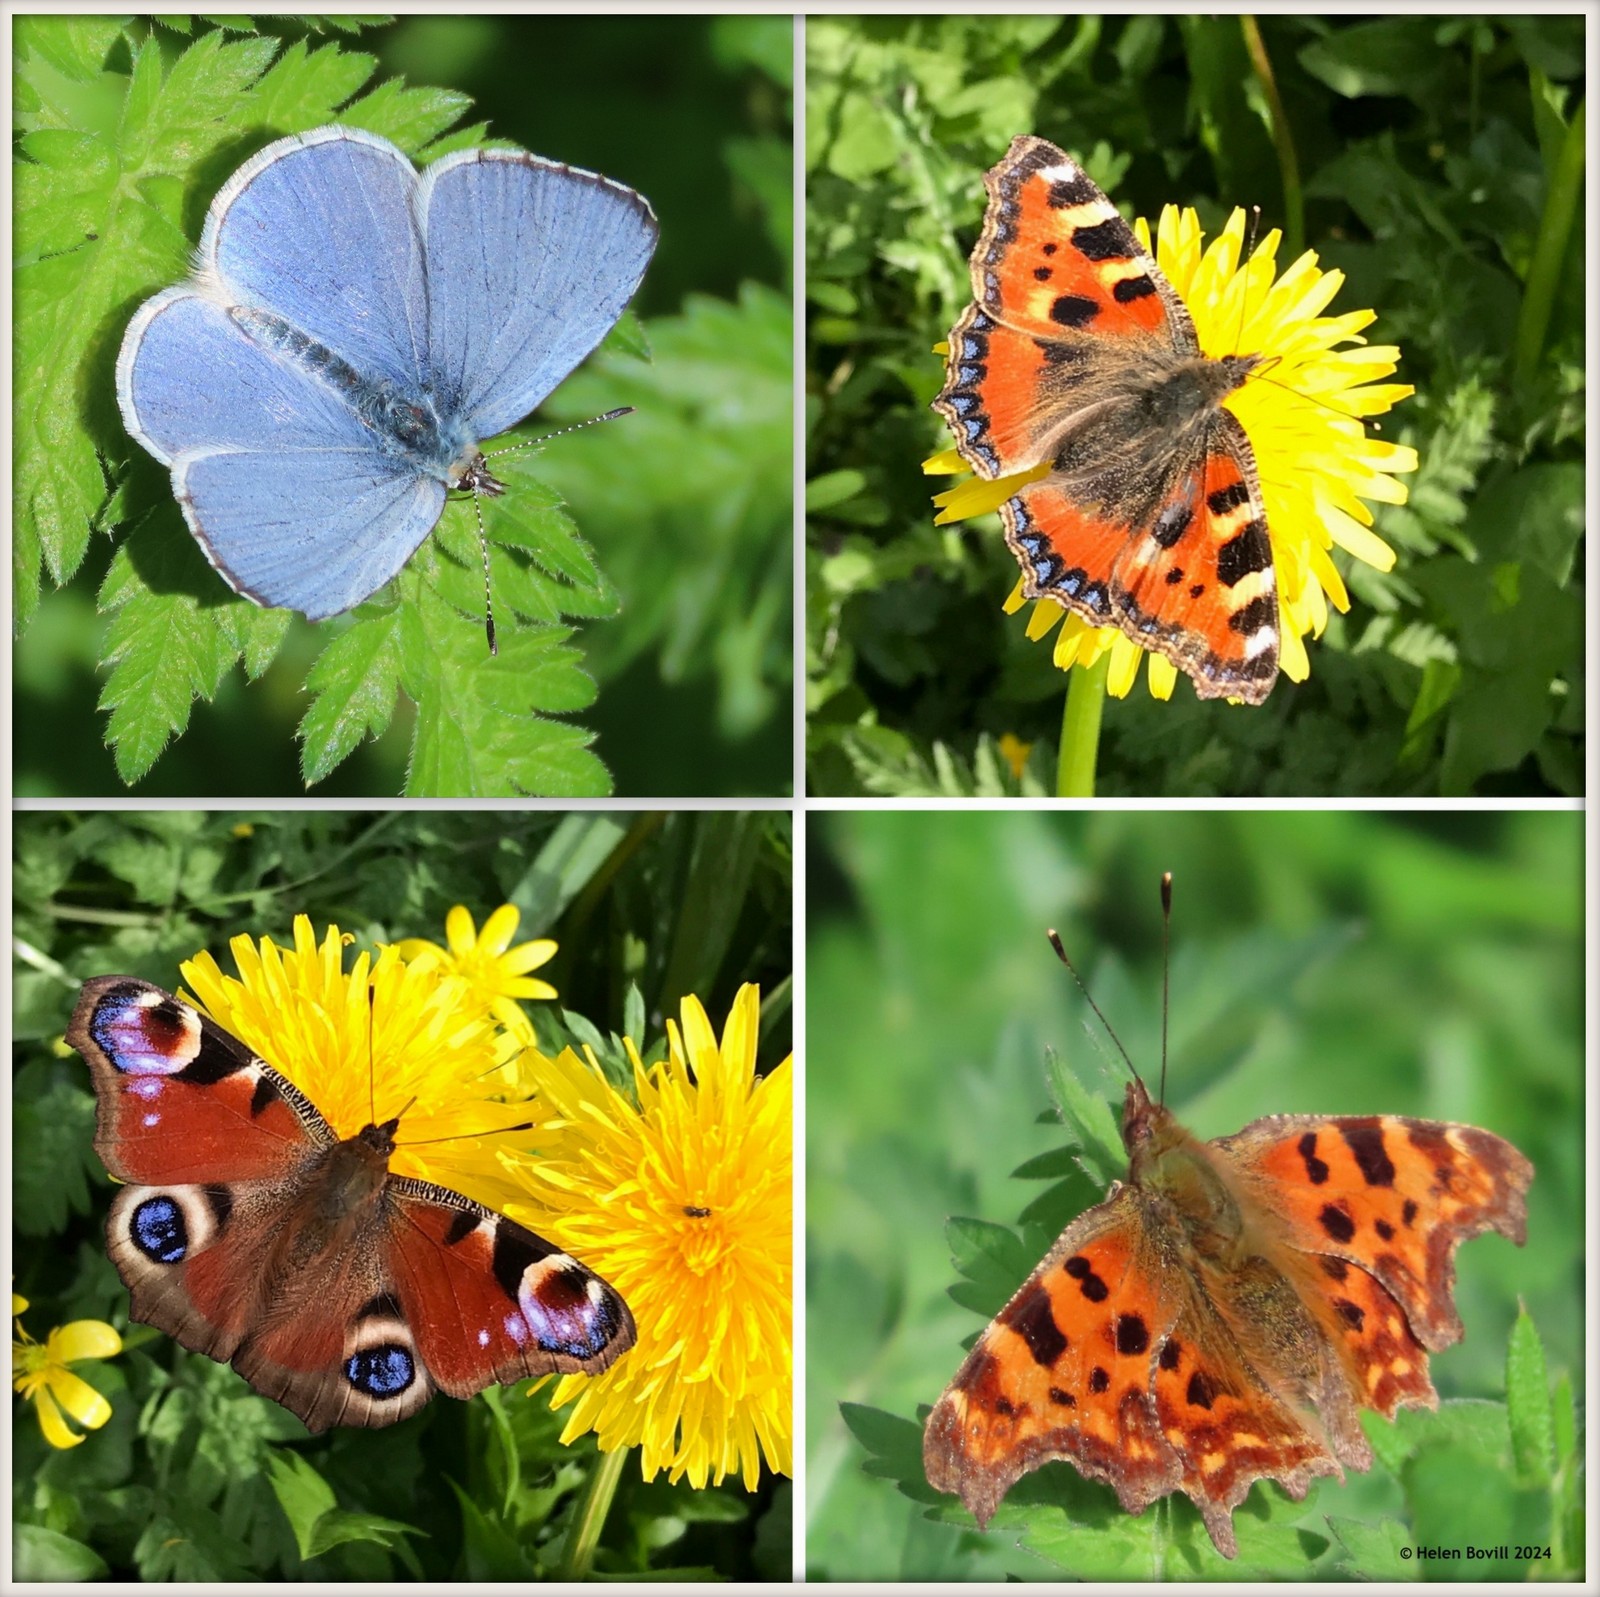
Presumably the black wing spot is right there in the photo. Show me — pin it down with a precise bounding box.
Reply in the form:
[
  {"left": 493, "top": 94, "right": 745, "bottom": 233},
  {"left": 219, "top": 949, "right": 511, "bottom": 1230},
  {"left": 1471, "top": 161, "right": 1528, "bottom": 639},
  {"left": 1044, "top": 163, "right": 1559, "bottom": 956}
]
[
  {"left": 1216, "top": 520, "right": 1272, "bottom": 587},
  {"left": 1342, "top": 1123, "right": 1397, "bottom": 1187},
  {"left": 1114, "top": 1313, "right": 1150, "bottom": 1356},
  {"left": 1003, "top": 1284, "right": 1069, "bottom": 1367},
  {"left": 1064, "top": 1255, "right": 1109, "bottom": 1302},
  {"left": 1071, "top": 218, "right": 1133, "bottom": 262},
  {"left": 1298, "top": 1131, "right": 1330, "bottom": 1185},
  {"left": 1050, "top": 294, "right": 1099, "bottom": 329},
  {"left": 1320, "top": 1204, "right": 1356, "bottom": 1244}
]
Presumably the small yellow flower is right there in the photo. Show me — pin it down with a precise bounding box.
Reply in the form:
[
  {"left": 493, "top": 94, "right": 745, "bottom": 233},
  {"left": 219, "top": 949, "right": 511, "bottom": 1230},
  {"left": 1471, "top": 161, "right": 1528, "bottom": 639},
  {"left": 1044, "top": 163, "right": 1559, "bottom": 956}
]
[
  {"left": 996, "top": 732, "right": 1033, "bottom": 780},
  {"left": 929, "top": 200, "right": 1417, "bottom": 701},
  {"left": 180, "top": 915, "right": 533, "bottom": 1214},
  {"left": 13, "top": 1294, "right": 121, "bottom": 1449},
  {"left": 505, "top": 985, "right": 792, "bottom": 1490},
  {"left": 397, "top": 904, "right": 557, "bottom": 1047}
]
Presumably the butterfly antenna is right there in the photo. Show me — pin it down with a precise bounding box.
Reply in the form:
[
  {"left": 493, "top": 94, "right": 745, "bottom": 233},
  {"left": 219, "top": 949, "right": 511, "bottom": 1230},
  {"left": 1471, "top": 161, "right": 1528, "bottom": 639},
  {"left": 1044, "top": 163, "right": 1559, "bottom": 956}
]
[
  {"left": 367, "top": 983, "right": 378, "bottom": 1127},
  {"left": 1159, "top": 871, "right": 1173, "bottom": 1108},
  {"left": 1046, "top": 926, "right": 1143, "bottom": 1088},
  {"left": 485, "top": 407, "right": 636, "bottom": 464},
  {"left": 395, "top": 1119, "right": 535, "bottom": 1148},
  {"left": 472, "top": 492, "right": 497, "bottom": 656}
]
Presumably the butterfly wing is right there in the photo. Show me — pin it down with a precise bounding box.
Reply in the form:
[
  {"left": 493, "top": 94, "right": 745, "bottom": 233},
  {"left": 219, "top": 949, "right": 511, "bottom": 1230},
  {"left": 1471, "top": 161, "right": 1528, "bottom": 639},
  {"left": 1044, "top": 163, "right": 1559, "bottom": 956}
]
[
  {"left": 1216, "top": 1113, "right": 1533, "bottom": 1355},
  {"left": 419, "top": 150, "right": 658, "bottom": 442},
  {"left": 116, "top": 284, "right": 448, "bottom": 620},
  {"left": 934, "top": 135, "right": 1195, "bottom": 478},
  {"left": 388, "top": 1180, "right": 635, "bottom": 1392},
  {"left": 216, "top": 1183, "right": 634, "bottom": 1433},
  {"left": 1004, "top": 409, "right": 1280, "bottom": 702},
  {"left": 924, "top": 1190, "right": 1184, "bottom": 1532},
  {"left": 68, "top": 978, "right": 336, "bottom": 1372},
  {"left": 196, "top": 127, "right": 431, "bottom": 395}
]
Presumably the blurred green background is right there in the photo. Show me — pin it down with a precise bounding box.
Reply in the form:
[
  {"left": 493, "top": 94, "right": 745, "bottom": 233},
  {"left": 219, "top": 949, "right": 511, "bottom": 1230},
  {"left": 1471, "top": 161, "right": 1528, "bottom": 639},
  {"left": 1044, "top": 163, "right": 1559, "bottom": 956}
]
[
  {"left": 14, "top": 13, "right": 793, "bottom": 797},
  {"left": 806, "top": 811, "right": 1581, "bottom": 1577}
]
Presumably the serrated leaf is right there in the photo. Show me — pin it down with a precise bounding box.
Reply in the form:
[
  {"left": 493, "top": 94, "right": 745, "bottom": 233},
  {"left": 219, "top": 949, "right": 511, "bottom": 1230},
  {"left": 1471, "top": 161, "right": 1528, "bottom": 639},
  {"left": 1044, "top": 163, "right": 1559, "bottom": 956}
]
[
  {"left": 298, "top": 609, "right": 405, "bottom": 784},
  {"left": 96, "top": 529, "right": 241, "bottom": 782},
  {"left": 12, "top": 1064, "right": 99, "bottom": 1236},
  {"left": 1045, "top": 1053, "right": 1124, "bottom": 1185}
]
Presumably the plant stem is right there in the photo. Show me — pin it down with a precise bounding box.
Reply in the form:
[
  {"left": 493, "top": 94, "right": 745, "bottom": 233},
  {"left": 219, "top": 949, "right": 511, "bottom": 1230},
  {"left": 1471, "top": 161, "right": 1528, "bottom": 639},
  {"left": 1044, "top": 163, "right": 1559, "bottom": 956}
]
[
  {"left": 1240, "top": 14, "right": 1303, "bottom": 260},
  {"left": 1056, "top": 654, "right": 1108, "bottom": 797},
  {"left": 1514, "top": 91, "right": 1584, "bottom": 390},
  {"left": 559, "top": 1444, "right": 628, "bottom": 1581}
]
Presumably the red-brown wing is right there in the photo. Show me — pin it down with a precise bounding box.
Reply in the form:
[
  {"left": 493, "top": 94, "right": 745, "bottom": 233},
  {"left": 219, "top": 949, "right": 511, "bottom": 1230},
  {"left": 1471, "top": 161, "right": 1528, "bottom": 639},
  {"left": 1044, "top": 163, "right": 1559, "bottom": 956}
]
[
  {"left": 68, "top": 976, "right": 331, "bottom": 1185},
  {"left": 387, "top": 1178, "right": 634, "bottom": 1396}
]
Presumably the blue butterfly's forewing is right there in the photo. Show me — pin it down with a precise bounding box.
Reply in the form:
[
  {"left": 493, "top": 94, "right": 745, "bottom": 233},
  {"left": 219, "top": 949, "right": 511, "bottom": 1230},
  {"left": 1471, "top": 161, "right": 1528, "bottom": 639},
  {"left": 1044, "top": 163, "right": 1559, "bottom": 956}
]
[
  {"left": 420, "top": 151, "right": 659, "bottom": 441},
  {"left": 201, "top": 127, "right": 431, "bottom": 398}
]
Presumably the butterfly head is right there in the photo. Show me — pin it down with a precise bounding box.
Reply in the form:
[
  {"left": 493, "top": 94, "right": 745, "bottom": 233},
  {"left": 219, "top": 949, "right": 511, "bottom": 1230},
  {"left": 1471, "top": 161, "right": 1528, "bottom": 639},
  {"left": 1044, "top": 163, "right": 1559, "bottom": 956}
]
[{"left": 357, "top": 1117, "right": 402, "bottom": 1157}]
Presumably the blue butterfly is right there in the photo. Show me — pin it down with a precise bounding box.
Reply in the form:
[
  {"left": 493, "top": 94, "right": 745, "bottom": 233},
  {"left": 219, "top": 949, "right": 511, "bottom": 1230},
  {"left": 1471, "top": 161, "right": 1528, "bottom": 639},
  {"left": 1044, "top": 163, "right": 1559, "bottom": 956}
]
[{"left": 116, "top": 125, "right": 658, "bottom": 641}]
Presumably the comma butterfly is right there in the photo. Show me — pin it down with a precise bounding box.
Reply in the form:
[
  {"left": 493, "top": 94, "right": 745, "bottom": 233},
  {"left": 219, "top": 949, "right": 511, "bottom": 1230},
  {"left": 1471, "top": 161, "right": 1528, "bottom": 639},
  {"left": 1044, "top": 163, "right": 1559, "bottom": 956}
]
[
  {"left": 933, "top": 135, "right": 1279, "bottom": 702},
  {"left": 923, "top": 884, "right": 1533, "bottom": 1557}
]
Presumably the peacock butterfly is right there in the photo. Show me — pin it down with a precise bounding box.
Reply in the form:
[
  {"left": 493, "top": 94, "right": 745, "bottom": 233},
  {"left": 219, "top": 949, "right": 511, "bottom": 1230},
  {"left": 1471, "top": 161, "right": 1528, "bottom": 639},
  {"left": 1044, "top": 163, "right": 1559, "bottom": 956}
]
[{"left": 67, "top": 975, "right": 635, "bottom": 1432}]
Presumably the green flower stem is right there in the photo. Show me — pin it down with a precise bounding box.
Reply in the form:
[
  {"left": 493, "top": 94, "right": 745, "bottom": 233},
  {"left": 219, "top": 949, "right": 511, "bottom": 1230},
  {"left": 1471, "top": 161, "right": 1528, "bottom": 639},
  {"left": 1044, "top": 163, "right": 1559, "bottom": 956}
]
[
  {"left": 559, "top": 1443, "right": 628, "bottom": 1581},
  {"left": 1056, "top": 654, "right": 1108, "bottom": 797},
  {"left": 1514, "top": 92, "right": 1584, "bottom": 390},
  {"left": 1240, "top": 14, "right": 1303, "bottom": 260}
]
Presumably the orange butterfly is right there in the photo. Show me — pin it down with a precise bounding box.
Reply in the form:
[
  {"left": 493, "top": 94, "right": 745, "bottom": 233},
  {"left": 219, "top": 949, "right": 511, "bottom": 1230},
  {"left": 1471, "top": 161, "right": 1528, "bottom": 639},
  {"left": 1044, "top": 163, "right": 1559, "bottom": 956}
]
[
  {"left": 934, "top": 136, "right": 1278, "bottom": 701},
  {"left": 923, "top": 883, "right": 1532, "bottom": 1557}
]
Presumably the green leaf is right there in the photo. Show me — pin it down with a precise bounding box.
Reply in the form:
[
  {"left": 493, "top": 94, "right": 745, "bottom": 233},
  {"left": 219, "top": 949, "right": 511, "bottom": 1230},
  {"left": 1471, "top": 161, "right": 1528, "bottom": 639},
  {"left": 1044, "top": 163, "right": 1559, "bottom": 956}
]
[
  {"left": 1505, "top": 1306, "right": 1556, "bottom": 1487},
  {"left": 95, "top": 518, "right": 263, "bottom": 783},
  {"left": 506, "top": 813, "right": 629, "bottom": 928},
  {"left": 267, "top": 1451, "right": 423, "bottom": 1563},
  {"left": 12, "top": 1524, "right": 110, "bottom": 1582},
  {"left": 12, "top": 1062, "right": 100, "bottom": 1235},
  {"left": 395, "top": 586, "right": 608, "bottom": 797},
  {"left": 298, "top": 609, "right": 405, "bottom": 785}
]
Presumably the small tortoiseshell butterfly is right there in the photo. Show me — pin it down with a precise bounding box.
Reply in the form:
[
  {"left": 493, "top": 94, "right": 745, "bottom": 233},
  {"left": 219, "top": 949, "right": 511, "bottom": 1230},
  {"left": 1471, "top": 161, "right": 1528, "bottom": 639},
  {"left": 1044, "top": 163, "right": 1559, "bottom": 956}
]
[{"left": 934, "top": 136, "right": 1280, "bottom": 703}]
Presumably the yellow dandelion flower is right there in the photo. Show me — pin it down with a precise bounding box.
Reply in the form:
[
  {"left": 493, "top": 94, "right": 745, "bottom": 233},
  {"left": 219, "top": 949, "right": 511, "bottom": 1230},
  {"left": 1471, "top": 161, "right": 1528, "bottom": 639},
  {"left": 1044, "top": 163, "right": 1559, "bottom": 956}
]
[
  {"left": 13, "top": 1294, "right": 122, "bottom": 1449},
  {"left": 929, "top": 154, "right": 1417, "bottom": 702},
  {"left": 505, "top": 984, "right": 792, "bottom": 1490},
  {"left": 397, "top": 903, "right": 557, "bottom": 1047},
  {"left": 180, "top": 915, "right": 533, "bottom": 1214}
]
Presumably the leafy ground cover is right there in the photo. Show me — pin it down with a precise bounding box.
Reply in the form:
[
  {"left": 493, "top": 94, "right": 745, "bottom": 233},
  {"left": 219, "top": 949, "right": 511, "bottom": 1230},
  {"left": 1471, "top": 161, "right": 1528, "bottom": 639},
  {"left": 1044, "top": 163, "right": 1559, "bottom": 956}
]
[
  {"left": 806, "top": 15, "right": 1583, "bottom": 796},
  {"left": 13, "top": 809, "right": 792, "bottom": 1580},
  {"left": 15, "top": 14, "right": 793, "bottom": 797}
]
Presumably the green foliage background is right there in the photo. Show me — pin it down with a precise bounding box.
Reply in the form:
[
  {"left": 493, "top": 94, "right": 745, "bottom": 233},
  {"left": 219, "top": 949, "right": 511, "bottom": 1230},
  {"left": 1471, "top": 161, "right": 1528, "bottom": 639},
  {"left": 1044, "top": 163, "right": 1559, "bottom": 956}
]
[
  {"left": 807, "top": 812, "right": 1582, "bottom": 1577},
  {"left": 12, "top": 809, "right": 792, "bottom": 1581},
  {"left": 14, "top": 13, "right": 794, "bottom": 798},
  {"left": 806, "top": 15, "right": 1584, "bottom": 797}
]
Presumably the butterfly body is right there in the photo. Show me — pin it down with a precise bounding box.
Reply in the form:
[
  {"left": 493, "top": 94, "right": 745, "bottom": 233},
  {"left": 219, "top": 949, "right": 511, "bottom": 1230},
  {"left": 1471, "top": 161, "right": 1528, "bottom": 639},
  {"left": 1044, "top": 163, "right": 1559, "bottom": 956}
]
[
  {"left": 70, "top": 975, "right": 634, "bottom": 1433},
  {"left": 935, "top": 135, "right": 1279, "bottom": 702},
  {"left": 118, "top": 125, "right": 658, "bottom": 621},
  {"left": 924, "top": 1077, "right": 1532, "bottom": 1557}
]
